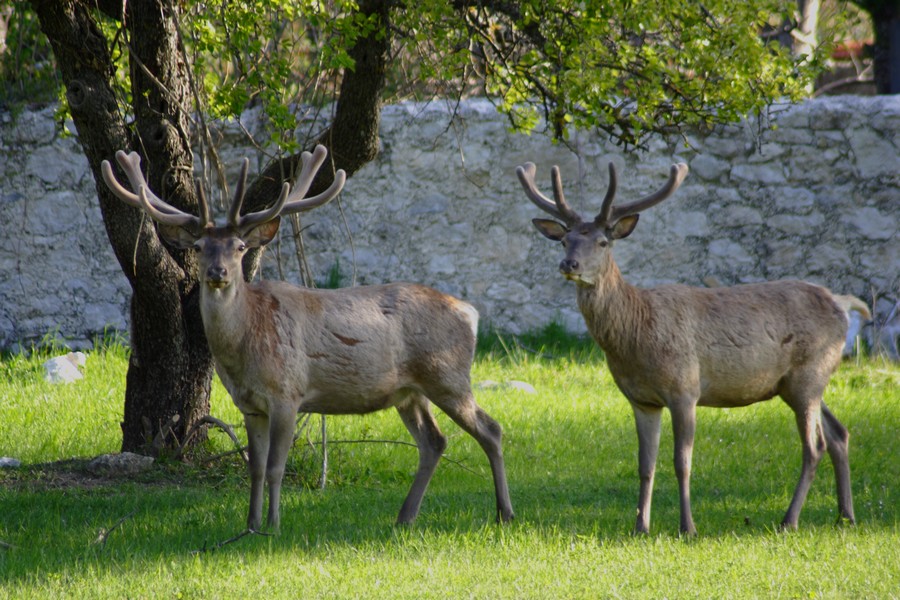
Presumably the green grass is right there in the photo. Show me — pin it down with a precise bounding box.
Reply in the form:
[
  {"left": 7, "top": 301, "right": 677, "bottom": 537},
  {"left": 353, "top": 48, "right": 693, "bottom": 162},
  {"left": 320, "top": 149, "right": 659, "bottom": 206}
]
[{"left": 1, "top": 332, "right": 898, "bottom": 598}]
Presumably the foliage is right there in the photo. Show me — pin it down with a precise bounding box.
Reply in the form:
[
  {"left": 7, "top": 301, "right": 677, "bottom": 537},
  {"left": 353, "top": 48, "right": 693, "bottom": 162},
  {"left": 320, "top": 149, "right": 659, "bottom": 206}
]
[
  {"left": 0, "top": 1, "right": 58, "bottom": 110},
  {"left": 1, "top": 335, "right": 899, "bottom": 596},
  {"left": 4, "top": 1, "right": 833, "bottom": 148},
  {"left": 183, "top": 0, "right": 379, "bottom": 152},
  {"left": 395, "top": 0, "right": 822, "bottom": 147}
]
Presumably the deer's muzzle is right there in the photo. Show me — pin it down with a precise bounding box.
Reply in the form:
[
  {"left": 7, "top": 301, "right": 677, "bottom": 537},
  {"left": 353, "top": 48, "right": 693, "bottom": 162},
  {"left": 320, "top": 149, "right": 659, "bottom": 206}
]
[
  {"left": 206, "top": 265, "right": 229, "bottom": 288},
  {"left": 559, "top": 258, "right": 580, "bottom": 275}
]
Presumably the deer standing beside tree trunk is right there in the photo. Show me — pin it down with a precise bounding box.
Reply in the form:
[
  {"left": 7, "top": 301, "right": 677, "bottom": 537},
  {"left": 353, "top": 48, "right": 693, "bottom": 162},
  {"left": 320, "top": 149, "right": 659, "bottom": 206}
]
[
  {"left": 516, "top": 160, "right": 856, "bottom": 535},
  {"left": 101, "top": 145, "right": 514, "bottom": 532}
]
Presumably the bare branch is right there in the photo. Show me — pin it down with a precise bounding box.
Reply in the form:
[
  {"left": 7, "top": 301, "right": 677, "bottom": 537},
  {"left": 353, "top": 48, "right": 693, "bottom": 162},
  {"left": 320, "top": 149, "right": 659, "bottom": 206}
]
[
  {"left": 92, "top": 511, "right": 137, "bottom": 549},
  {"left": 191, "top": 528, "right": 273, "bottom": 555},
  {"left": 176, "top": 415, "right": 249, "bottom": 463}
]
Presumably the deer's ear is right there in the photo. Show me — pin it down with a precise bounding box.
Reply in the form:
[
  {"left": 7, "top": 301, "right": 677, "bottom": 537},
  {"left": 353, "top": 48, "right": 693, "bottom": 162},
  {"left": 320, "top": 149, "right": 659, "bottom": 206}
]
[
  {"left": 609, "top": 214, "right": 639, "bottom": 240},
  {"left": 532, "top": 218, "right": 568, "bottom": 241},
  {"left": 157, "top": 224, "right": 200, "bottom": 249},
  {"left": 243, "top": 216, "right": 281, "bottom": 248}
]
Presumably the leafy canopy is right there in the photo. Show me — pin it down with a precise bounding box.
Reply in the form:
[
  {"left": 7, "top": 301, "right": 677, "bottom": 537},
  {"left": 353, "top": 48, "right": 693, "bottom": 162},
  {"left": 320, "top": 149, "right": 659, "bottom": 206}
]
[
  {"left": 395, "top": 0, "right": 819, "bottom": 146},
  {"left": 4, "top": 1, "right": 819, "bottom": 149}
]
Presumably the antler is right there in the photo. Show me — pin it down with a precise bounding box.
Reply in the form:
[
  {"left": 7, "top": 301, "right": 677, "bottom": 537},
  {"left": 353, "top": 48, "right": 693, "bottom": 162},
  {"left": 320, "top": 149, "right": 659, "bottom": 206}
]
[
  {"left": 227, "top": 144, "right": 347, "bottom": 232},
  {"left": 597, "top": 162, "right": 689, "bottom": 225},
  {"left": 515, "top": 162, "right": 582, "bottom": 225},
  {"left": 101, "top": 151, "right": 206, "bottom": 230},
  {"left": 103, "top": 145, "right": 347, "bottom": 233}
]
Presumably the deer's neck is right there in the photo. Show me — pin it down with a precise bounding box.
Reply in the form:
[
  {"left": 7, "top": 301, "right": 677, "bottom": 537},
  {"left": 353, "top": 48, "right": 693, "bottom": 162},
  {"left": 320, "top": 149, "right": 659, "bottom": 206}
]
[
  {"left": 199, "top": 280, "right": 253, "bottom": 357},
  {"left": 575, "top": 256, "right": 649, "bottom": 359}
]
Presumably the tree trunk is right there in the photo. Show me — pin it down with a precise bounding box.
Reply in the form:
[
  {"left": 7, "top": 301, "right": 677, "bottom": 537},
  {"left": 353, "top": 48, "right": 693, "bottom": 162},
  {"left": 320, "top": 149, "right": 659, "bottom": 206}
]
[
  {"left": 793, "top": 0, "right": 820, "bottom": 60},
  {"left": 32, "top": 0, "right": 212, "bottom": 454},
  {"left": 872, "top": 4, "right": 900, "bottom": 94},
  {"left": 853, "top": 0, "right": 900, "bottom": 94}
]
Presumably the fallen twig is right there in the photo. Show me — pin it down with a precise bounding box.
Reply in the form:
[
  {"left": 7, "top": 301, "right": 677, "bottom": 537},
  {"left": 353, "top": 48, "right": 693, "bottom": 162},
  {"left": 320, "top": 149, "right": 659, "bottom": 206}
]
[
  {"left": 176, "top": 415, "right": 248, "bottom": 463},
  {"left": 152, "top": 414, "right": 182, "bottom": 454},
  {"left": 0, "top": 539, "right": 15, "bottom": 550},
  {"left": 92, "top": 510, "right": 137, "bottom": 549},
  {"left": 191, "top": 528, "right": 273, "bottom": 554},
  {"left": 307, "top": 439, "right": 483, "bottom": 478}
]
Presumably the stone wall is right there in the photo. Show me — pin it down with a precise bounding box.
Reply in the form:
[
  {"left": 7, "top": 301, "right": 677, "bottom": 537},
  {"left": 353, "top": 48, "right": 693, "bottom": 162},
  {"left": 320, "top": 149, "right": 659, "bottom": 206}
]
[{"left": 1, "top": 96, "right": 898, "bottom": 350}]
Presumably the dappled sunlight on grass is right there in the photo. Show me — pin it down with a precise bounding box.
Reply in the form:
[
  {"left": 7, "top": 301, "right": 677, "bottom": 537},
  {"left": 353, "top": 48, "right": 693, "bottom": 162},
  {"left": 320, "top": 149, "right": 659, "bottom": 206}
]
[{"left": 1, "top": 335, "right": 898, "bottom": 597}]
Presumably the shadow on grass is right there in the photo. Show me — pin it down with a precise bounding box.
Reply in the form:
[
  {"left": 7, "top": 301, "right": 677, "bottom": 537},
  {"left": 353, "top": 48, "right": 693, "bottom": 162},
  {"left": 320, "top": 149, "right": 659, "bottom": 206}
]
[
  {"left": 2, "top": 393, "right": 896, "bottom": 587},
  {"left": 2, "top": 347, "right": 897, "bottom": 587}
]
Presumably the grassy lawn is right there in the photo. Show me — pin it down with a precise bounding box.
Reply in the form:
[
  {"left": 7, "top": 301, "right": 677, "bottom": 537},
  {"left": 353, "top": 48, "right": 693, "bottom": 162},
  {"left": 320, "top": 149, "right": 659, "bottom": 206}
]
[{"left": 1, "top": 331, "right": 898, "bottom": 598}]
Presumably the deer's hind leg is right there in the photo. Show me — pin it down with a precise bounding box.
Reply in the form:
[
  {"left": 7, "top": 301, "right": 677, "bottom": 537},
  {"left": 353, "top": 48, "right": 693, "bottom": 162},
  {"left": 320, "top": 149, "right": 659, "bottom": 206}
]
[
  {"left": 431, "top": 389, "right": 514, "bottom": 523},
  {"left": 780, "top": 379, "right": 829, "bottom": 530},
  {"left": 821, "top": 402, "right": 855, "bottom": 524},
  {"left": 395, "top": 392, "right": 448, "bottom": 524}
]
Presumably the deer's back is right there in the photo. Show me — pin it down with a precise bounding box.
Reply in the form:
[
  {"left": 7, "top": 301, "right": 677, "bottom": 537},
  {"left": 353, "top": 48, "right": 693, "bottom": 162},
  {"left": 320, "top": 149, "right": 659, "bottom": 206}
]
[
  {"left": 235, "top": 281, "right": 478, "bottom": 414},
  {"left": 601, "top": 280, "right": 847, "bottom": 408}
]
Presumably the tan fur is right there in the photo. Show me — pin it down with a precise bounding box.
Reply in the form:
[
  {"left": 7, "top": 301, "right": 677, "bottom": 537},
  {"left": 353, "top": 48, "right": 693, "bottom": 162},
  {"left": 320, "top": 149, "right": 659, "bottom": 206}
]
[
  {"left": 832, "top": 293, "right": 872, "bottom": 321},
  {"left": 520, "top": 160, "right": 856, "bottom": 535}
]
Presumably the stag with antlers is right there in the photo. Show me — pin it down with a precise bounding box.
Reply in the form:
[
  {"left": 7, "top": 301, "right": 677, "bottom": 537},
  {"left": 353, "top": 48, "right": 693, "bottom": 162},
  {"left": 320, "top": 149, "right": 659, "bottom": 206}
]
[
  {"left": 517, "top": 160, "right": 856, "bottom": 535},
  {"left": 101, "top": 146, "right": 514, "bottom": 531}
]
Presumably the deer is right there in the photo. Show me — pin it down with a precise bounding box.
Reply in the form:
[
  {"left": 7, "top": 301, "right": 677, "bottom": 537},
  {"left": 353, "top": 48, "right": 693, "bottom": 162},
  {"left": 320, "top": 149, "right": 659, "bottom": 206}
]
[
  {"left": 516, "top": 159, "right": 856, "bottom": 535},
  {"left": 100, "top": 145, "right": 514, "bottom": 532}
]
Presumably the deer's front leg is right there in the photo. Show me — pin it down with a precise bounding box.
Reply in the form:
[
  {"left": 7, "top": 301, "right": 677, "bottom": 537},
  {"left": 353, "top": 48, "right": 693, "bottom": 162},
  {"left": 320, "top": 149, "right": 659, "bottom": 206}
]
[
  {"left": 670, "top": 402, "right": 698, "bottom": 536},
  {"left": 264, "top": 403, "right": 300, "bottom": 532},
  {"left": 244, "top": 412, "right": 270, "bottom": 531},
  {"left": 633, "top": 406, "right": 662, "bottom": 534}
]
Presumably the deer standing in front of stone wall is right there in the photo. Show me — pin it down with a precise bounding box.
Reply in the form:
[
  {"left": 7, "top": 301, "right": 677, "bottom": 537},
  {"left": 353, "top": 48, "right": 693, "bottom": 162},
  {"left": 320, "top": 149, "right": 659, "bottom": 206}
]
[
  {"left": 516, "top": 160, "right": 856, "bottom": 535},
  {"left": 101, "top": 146, "right": 514, "bottom": 532}
]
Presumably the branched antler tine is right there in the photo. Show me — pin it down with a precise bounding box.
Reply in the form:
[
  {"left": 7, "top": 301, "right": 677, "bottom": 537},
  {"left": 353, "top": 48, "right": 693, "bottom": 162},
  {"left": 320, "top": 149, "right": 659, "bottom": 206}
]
[
  {"left": 596, "top": 162, "right": 618, "bottom": 224},
  {"left": 550, "top": 166, "right": 579, "bottom": 223},
  {"left": 234, "top": 145, "right": 335, "bottom": 230},
  {"left": 113, "top": 151, "right": 181, "bottom": 215},
  {"left": 281, "top": 169, "right": 347, "bottom": 215},
  {"left": 284, "top": 145, "right": 328, "bottom": 204},
  {"left": 516, "top": 162, "right": 564, "bottom": 220},
  {"left": 610, "top": 163, "right": 689, "bottom": 221},
  {"left": 101, "top": 159, "right": 142, "bottom": 209},
  {"left": 136, "top": 185, "right": 201, "bottom": 229},
  {"left": 101, "top": 152, "right": 184, "bottom": 217},
  {"left": 195, "top": 180, "right": 211, "bottom": 227},
  {"left": 236, "top": 183, "right": 290, "bottom": 231},
  {"left": 227, "top": 158, "right": 251, "bottom": 226}
]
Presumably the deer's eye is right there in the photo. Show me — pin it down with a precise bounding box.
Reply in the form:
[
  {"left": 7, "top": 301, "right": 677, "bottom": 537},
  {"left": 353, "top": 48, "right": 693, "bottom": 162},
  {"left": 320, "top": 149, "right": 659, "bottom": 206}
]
[
  {"left": 236, "top": 243, "right": 247, "bottom": 253},
  {"left": 597, "top": 239, "right": 609, "bottom": 248}
]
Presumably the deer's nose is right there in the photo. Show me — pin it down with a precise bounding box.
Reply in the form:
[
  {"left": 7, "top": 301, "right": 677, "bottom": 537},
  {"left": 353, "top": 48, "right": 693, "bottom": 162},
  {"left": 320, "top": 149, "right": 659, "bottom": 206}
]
[
  {"left": 559, "top": 258, "right": 579, "bottom": 274},
  {"left": 206, "top": 265, "right": 228, "bottom": 282}
]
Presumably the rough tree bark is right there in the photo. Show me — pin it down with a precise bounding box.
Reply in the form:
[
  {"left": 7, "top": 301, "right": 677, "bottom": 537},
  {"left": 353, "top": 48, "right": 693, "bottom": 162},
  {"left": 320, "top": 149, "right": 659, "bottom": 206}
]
[
  {"left": 30, "top": 0, "right": 390, "bottom": 454},
  {"left": 852, "top": 0, "right": 900, "bottom": 94}
]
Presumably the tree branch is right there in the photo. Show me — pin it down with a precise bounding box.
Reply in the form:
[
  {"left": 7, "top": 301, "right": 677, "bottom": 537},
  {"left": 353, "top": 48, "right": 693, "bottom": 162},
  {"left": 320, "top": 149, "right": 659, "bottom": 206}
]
[{"left": 92, "top": 511, "right": 137, "bottom": 549}]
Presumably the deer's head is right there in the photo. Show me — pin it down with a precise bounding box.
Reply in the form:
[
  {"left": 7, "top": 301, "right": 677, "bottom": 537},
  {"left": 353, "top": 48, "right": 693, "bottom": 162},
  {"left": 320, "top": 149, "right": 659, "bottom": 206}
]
[
  {"left": 516, "top": 161, "right": 688, "bottom": 286},
  {"left": 101, "top": 146, "right": 345, "bottom": 292}
]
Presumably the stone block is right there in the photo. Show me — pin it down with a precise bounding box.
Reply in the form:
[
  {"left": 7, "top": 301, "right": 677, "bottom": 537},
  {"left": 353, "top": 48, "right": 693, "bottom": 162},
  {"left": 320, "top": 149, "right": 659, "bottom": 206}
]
[
  {"left": 730, "top": 163, "right": 786, "bottom": 185},
  {"left": 764, "top": 239, "right": 805, "bottom": 273},
  {"left": 843, "top": 206, "right": 898, "bottom": 241},
  {"left": 720, "top": 205, "right": 763, "bottom": 226},
  {"left": 708, "top": 239, "right": 756, "bottom": 268},
  {"left": 772, "top": 187, "right": 816, "bottom": 213},
  {"left": 846, "top": 128, "right": 900, "bottom": 179},
  {"left": 767, "top": 212, "right": 824, "bottom": 235},
  {"left": 689, "top": 154, "right": 729, "bottom": 181}
]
